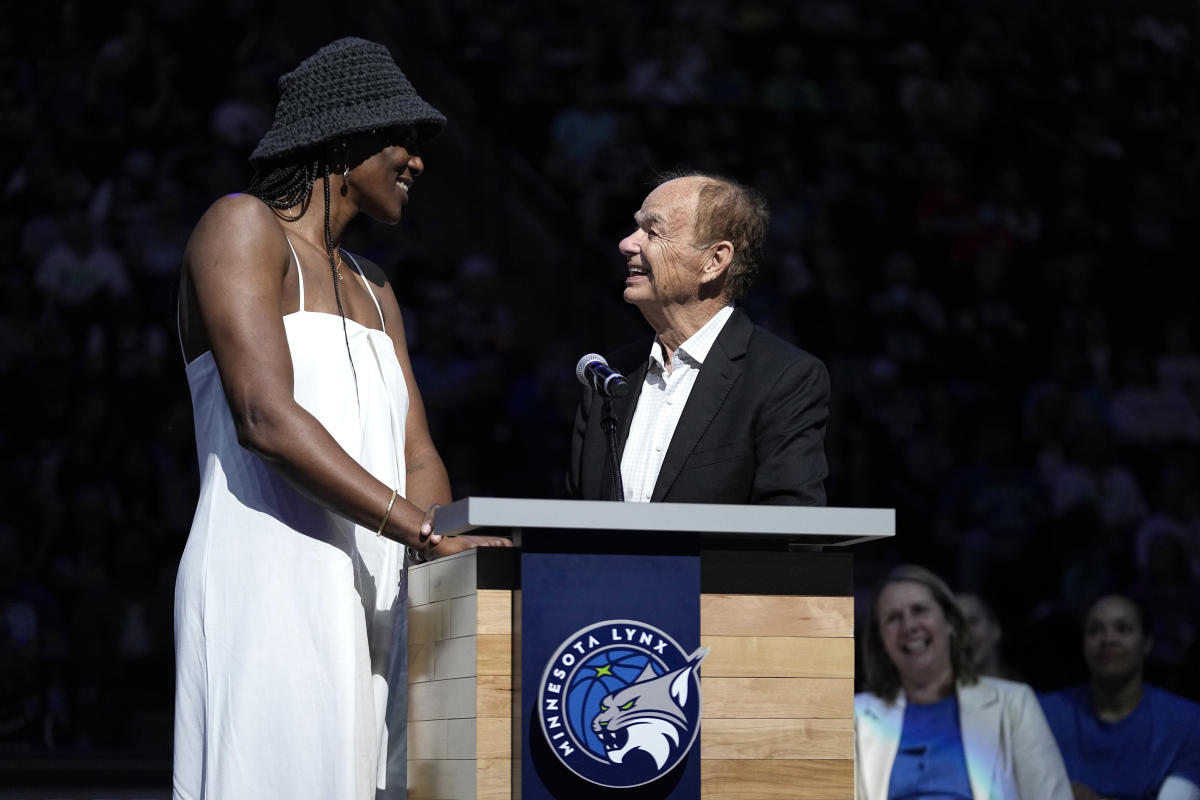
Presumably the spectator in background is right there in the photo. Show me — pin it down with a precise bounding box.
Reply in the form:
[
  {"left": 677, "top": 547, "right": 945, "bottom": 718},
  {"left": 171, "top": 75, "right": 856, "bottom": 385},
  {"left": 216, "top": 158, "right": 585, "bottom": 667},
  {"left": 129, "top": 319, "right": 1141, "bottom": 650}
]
[
  {"left": 209, "top": 65, "right": 272, "bottom": 151},
  {"left": 1130, "top": 532, "right": 1200, "bottom": 696},
  {"left": 0, "top": 526, "right": 70, "bottom": 750},
  {"left": 34, "top": 207, "right": 130, "bottom": 312},
  {"left": 1043, "top": 420, "right": 1148, "bottom": 535},
  {"left": 856, "top": 564, "right": 1070, "bottom": 799},
  {"left": 759, "top": 43, "right": 825, "bottom": 120},
  {"left": 1134, "top": 450, "right": 1200, "bottom": 590},
  {"left": 956, "top": 592, "right": 1021, "bottom": 681},
  {"left": 1040, "top": 594, "right": 1200, "bottom": 800},
  {"left": 626, "top": 29, "right": 707, "bottom": 106},
  {"left": 1157, "top": 319, "right": 1200, "bottom": 408}
]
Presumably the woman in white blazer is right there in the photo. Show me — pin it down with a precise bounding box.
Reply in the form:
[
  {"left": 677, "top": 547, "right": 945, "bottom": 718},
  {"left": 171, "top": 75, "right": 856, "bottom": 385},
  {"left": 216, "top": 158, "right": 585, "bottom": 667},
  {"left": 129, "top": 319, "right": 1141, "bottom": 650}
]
[{"left": 854, "top": 565, "right": 1072, "bottom": 800}]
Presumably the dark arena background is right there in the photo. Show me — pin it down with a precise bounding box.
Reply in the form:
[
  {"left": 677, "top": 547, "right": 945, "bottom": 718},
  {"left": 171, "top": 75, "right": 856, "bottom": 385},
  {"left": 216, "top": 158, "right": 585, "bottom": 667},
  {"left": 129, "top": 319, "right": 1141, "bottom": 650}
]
[{"left": 2, "top": 0, "right": 1199, "bottom": 796}]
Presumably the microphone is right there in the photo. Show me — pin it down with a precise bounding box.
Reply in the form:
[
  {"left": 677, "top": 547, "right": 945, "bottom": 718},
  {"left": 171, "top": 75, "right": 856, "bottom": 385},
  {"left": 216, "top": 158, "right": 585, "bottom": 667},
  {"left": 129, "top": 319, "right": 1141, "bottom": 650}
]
[{"left": 575, "top": 353, "right": 630, "bottom": 398}]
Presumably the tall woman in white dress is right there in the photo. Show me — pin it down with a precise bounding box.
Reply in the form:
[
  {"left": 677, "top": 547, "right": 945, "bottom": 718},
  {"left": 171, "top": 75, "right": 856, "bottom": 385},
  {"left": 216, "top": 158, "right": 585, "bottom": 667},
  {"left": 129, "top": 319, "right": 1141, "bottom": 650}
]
[{"left": 173, "top": 37, "right": 508, "bottom": 800}]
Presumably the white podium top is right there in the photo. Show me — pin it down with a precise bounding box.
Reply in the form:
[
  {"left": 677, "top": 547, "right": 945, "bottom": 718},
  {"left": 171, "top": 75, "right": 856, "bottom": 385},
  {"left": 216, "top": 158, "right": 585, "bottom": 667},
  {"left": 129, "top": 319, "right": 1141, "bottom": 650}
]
[{"left": 435, "top": 497, "right": 894, "bottom": 547}]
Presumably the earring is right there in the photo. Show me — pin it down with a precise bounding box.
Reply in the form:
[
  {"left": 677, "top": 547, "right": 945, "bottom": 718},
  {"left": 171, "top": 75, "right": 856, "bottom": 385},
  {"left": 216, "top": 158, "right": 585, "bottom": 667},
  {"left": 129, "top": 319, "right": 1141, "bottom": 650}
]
[{"left": 340, "top": 166, "right": 350, "bottom": 197}]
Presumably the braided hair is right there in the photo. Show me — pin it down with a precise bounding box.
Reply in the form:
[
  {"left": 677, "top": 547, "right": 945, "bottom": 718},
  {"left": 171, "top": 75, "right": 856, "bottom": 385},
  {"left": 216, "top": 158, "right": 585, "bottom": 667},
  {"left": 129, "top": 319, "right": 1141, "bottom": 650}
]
[
  {"left": 247, "top": 152, "right": 359, "bottom": 392},
  {"left": 246, "top": 155, "right": 322, "bottom": 216}
]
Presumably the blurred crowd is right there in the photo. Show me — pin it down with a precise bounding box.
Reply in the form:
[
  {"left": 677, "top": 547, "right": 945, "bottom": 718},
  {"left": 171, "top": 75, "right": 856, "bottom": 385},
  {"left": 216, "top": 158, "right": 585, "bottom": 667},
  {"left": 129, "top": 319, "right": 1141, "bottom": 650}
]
[{"left": 2, "top": 0, "right": 1199, "bottom": 761}]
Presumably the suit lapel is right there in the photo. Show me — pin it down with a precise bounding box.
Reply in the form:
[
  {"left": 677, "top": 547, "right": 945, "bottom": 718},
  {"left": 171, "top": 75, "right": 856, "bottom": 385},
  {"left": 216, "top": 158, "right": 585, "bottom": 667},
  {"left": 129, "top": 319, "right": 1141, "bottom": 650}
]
[
  {"left": 651, "top": 309, "right": 751, "bottom": 502},
  {"left": 958, "top": 679, "right": 1003, "bottom": 799},
  {"left": 856, "top": 693, "right": 905, "bottom": 800}
]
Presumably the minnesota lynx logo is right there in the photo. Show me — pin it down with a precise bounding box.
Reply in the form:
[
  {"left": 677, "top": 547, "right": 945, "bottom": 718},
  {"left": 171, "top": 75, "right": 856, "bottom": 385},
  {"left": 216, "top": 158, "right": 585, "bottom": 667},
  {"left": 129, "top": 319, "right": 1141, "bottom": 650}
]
[{"left": 537, "top": 619, "right": 708, "bottom": 787}]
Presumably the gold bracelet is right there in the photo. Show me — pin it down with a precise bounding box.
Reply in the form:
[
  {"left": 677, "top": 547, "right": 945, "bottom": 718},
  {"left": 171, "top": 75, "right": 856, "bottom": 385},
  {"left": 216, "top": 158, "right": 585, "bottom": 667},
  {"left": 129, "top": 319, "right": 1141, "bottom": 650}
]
[{"left": 376, "top": 488, "right": 398, "bottom": 537}]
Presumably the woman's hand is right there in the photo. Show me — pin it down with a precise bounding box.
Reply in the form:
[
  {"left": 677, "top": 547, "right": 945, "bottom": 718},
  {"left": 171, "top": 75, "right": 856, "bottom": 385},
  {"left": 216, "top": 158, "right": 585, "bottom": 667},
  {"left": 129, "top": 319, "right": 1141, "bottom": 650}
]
[
  {"left": 406, "top": 503, "right": 511, "bottom": 562},
  {"left": 416, "top": 503, "right": 442, "bottom": 551}
]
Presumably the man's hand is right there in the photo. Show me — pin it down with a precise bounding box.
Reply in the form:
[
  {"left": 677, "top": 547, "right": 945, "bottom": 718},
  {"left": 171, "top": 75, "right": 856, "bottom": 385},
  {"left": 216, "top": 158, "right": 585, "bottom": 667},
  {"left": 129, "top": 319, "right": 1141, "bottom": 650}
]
[{"left": 429, "top": 534, "right": 513, "bottom": 558}]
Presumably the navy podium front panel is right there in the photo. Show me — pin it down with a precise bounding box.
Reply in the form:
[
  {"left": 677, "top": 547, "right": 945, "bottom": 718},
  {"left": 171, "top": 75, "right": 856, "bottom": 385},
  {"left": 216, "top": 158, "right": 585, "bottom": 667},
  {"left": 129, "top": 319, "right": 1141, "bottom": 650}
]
[{"left": 520, "top": 528, "right": 702, "bottom": 800}]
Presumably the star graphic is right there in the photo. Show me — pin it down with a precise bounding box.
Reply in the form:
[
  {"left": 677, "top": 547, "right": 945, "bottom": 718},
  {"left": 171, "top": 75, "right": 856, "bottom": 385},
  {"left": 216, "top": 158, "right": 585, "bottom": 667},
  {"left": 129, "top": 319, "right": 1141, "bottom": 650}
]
[{"left": 594, "top": 664, "right": 613, "bottom": 677}]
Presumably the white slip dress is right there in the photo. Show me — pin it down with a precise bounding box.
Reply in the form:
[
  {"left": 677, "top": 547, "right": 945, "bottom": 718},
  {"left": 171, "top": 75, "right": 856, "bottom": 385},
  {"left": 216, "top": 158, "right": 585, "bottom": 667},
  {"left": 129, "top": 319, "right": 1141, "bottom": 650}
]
[{"left": 173, "top": 240, "right": 411, "bottom": 800}]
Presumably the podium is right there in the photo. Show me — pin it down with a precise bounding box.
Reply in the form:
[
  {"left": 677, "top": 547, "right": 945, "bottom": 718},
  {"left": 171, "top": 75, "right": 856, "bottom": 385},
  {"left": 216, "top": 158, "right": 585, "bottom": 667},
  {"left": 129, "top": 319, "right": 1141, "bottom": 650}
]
[{"left": 406, "top": 498, "right": 893, "bottom": 800}]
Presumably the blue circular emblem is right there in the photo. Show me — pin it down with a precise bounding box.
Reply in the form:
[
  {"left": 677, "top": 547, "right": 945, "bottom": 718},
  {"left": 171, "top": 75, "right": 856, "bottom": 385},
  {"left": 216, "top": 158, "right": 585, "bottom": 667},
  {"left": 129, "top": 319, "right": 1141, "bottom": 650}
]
[{"left": 537, "top": 619, "right": 708, "bottom": 788}]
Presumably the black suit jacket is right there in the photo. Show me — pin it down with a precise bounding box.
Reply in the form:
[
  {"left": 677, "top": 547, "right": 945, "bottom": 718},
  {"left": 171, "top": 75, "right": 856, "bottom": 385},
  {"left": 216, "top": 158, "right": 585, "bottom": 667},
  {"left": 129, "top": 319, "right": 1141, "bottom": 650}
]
[{"left": 565, "top": 308, "right": 829, "bottom": 505}]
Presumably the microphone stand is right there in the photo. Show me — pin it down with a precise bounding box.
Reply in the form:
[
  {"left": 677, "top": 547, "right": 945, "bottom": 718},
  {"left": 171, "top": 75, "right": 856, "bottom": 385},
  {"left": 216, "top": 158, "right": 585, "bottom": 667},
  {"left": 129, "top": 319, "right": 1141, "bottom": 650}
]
[{"left": 600, "top": 396, "right": 624, "bottom": 502}]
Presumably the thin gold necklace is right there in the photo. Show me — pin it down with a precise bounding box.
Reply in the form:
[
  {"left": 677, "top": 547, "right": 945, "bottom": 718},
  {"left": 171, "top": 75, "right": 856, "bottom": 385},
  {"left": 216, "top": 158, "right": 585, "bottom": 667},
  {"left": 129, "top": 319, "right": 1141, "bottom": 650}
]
[{"left": 291, "top": 228, "right": 344, "bottom": 280}]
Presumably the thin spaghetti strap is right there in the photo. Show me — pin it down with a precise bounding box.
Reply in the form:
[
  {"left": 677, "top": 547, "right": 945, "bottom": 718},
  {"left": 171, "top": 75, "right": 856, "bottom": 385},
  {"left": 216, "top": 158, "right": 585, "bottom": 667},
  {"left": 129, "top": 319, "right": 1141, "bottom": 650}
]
[
  {"left": 175, "top": 290, "right": 188, "bottom": 364},
  {"left": 285, "top": 237, "right": 304, "bottom": 312},
  {"left": 342, "top": 251, "right": 387, "bottom": 333},
  {"left": 176, "top": 271, "right": 200, "bottom": 365}
]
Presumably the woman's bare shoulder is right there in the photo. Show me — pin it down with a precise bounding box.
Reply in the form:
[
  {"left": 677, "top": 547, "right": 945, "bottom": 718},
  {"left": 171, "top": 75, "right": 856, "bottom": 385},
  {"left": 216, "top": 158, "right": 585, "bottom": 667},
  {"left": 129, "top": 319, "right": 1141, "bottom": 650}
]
[
  {"left": 186, "top": 193, "right": 288, "bottom": 269},
  {"left": 191, "top": 192, "right": 281, "bottom": 239}
]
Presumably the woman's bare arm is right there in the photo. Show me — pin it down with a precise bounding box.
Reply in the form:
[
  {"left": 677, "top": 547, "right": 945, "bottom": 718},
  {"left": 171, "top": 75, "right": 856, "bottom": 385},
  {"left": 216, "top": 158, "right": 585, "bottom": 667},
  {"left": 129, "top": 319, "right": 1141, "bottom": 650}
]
[
  {"left": 373, "top": 266, "right": 511, "bottom": 557},
  {"left": 183, "top": 194, "right": 440, "bottom": 550}
]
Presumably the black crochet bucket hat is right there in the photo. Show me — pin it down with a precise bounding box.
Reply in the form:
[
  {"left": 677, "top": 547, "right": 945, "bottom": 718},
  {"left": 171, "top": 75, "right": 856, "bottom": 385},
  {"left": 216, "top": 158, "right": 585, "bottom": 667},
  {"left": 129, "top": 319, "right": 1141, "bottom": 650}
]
[{"left": 250, "top": 37, "right": 446, "bottom": 166}]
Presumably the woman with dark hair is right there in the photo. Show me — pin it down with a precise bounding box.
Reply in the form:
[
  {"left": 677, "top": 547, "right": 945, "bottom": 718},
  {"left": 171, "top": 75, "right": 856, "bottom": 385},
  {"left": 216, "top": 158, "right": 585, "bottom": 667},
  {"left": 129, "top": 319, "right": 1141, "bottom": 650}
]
[
  {"left": 956, "top": 591, "right": 1022, "bottom": 681},
  {"left": 173, "top": 37, "right": 508, "bottom": 799},
  {"left": 855, "top": 564, "right": 1070, "bottom": 799},
  {"left": 1039, "top": 593, "right": 1200, "bottom": 800}
]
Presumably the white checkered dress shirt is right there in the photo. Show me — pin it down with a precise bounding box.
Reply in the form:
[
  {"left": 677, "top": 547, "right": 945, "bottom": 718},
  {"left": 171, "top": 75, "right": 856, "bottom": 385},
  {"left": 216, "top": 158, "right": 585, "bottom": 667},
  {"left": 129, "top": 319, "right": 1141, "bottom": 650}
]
[{"left": 621, "top": 305, "right": 735, "bottom": 502}]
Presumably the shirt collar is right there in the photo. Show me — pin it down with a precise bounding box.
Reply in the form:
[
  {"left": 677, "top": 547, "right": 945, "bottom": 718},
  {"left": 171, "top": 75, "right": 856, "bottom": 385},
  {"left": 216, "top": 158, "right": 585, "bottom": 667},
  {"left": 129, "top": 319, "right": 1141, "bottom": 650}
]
[{"left": 648, "top": 304, "right": 735, "bottom": 370}]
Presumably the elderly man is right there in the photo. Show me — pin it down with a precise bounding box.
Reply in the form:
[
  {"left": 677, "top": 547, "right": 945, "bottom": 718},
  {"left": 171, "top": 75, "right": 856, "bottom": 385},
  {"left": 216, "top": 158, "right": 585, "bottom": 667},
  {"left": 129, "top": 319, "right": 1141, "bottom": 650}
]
[{"left": 565, "top": 171, "right": 829, "bottom": 504}]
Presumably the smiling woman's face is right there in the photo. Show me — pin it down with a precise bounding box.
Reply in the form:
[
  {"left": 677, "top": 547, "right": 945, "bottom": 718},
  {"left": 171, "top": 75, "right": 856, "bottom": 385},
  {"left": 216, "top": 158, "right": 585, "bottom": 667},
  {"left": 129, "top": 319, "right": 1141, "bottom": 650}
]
[
  {"left": 342, "top": 126, "right": 424, "bottom": 225},
  {"left": 1083, "top": 595, "right": 1149, "bottom": 683},
  {"left": 877, "top": 580, "right": 955, "bottom": 685}
]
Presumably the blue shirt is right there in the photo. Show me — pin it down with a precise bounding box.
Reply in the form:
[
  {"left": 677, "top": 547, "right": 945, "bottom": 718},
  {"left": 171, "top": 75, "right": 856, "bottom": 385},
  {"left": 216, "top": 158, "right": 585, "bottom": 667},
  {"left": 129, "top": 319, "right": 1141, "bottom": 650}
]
[
  {"left": 1039, "top": 684, "right": 1200, "bottom": 799},
  {"left": 888, "top": 693, "right": 974, "bottom": 800}
]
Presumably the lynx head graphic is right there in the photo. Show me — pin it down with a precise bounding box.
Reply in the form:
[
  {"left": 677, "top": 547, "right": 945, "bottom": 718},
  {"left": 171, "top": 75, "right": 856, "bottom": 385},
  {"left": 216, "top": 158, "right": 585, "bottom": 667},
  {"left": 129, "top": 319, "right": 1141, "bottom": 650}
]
[
  {"left": 591, "top": 648, "right": 708, "bottom": 769},
  {"left": 538, "top": 620, "right": 709, "bottom": 788}
]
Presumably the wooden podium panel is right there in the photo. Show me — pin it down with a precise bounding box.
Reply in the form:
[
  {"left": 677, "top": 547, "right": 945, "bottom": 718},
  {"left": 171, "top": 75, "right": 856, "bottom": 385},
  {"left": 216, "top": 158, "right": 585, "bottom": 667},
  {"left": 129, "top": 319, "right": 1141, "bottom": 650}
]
[
  {"left": 407, "top": 550, "right": 517, "bottom": 800},
  {"left": 697, "top": 552, "right": 855, "bottom": 800},
  {"left": 406, "top": 499, "right": 891, "bottom": 800}
]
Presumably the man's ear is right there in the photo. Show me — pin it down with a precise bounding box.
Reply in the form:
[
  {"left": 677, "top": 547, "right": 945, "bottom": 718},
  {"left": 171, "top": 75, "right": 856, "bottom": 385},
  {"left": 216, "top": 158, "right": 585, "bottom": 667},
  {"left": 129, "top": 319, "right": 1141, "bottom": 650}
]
[{"left": 700, "top": 241, "right": 734, "bottom": 284}]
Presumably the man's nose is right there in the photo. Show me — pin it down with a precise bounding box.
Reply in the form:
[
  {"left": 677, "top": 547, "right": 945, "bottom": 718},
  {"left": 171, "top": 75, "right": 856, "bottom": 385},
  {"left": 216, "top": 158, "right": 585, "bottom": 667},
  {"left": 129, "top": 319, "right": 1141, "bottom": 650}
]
[
  {"left": 618, "top": 232, "right": 639, "bottom": 256},
  {"left": 408, "top": 153, "right": 424, "bottom": 177}
]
